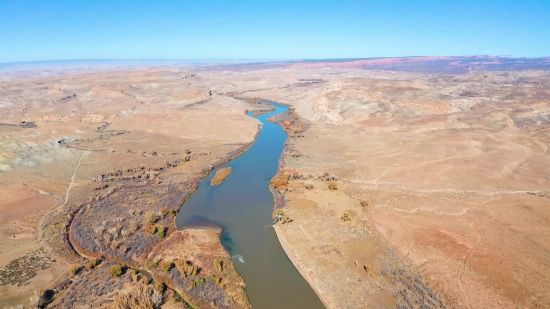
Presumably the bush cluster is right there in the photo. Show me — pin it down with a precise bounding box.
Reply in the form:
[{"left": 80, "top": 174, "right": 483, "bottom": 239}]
[{"left": 109, "top": 264, "right": 123, "bottom": 278}]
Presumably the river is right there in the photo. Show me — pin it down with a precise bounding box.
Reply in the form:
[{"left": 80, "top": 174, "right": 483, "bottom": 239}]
[{"left": 176, "top": 103, "right": 324, "bottom": 308}]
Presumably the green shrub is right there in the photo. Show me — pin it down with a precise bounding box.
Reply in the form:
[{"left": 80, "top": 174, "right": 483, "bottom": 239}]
[
  {"left": 149, "top": 261, "right": 159, "bottom": 269},
  {"left": 194, "top": 277, "right": 205, "bottom": 287},
  {"left": 109, "top": 264, "right": 123, "bottom": 278},
  {"left": 155, "top": 225, "right": 166, "bottom": 239}
]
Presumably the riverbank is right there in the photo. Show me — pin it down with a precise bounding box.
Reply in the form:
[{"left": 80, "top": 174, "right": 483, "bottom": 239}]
[
  {"left": 273, "top": 225, "right": 332, "bottom": 309},
  {"left": 176, "top": 102, "right": 325, "bottom": 309}
]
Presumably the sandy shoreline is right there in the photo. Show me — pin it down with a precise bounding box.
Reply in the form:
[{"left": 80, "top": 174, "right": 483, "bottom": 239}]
[{"left": 272, "top": 225, "right": 332, "bottom": 309}]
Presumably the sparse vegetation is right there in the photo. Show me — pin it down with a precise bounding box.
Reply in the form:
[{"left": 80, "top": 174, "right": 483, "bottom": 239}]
[
  {"left": 109, "top": 264, "right": 123, "bottom": 278},
  {"left": 206, "top": 274, "right": 215, "bottom": 281},
  {"left": 112, "top": 286, "right": 163, "bottom": 309},
  {"left": 155, "top": 225, "right": 166, "bottom": 239},
  {"left": 159, "top": 261, "right": 173, "bottom": 272},
  {"left": 69, "top": 264, "right": 80, "bottom": 276},
  {"left": 154, "top": 282, "right": 166, "bottom": 293},
  {"left": 290, "top": 150, "right": 301, "bottom": 157},
  {"left": 214, "top": 260, "right": 223, "bottom": 273},
  {"left": 272, "top": 173, "right": 290, "bottom": 192},
  {"left": 145, "top": 210, "right": 160, "bottom": 224},
  {"left": 86, "top": 259, "right": 98, "bottom": 270},
  {"left": 273, "top": 209, "right": 293, "bottom": 224},
  {"left": 29, "top": 289, "right": 46, "bottom": 309},
  {"left": 194, "top": 277, "right": 205, "bottom": 287},
  {"left": 341, "top": 212, "right": 352, "bottom": 221},
  {"left": 360, "top": 200, "right": 369, "bottom": 207},
  {"left": 329, "top": 181, "right": 338, "bottom": 190},
  {"left": 175, "top": 259, "right": 198, "bottom": 277},
  {"left": 131, "top": 269, "right": 141, "bottom": 282}
]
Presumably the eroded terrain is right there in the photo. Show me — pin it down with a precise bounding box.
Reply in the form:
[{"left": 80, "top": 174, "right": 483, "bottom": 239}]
[
  {"left": 1, "top": 57, "right": 550, "bottom": 308},
  {"left": 0, "top": 69, "right": 268, "bottom": 308}
]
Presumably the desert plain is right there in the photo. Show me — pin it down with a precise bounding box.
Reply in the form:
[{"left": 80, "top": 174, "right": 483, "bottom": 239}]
[{"left": 0, "top": 56, "right": 549, "bottom": 308}]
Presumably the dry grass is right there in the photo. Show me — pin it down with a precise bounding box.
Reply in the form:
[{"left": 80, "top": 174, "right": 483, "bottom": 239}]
[
  {"left": 271, "top": 174, "right": 290, "bottom": 192},
  {"left": 86, "top": 259, "right": 98, "bottom": 270},
  {"left": 210, "top": 167, "right": 232, "bottom": 186},
  {"left": 214, "top": 260, "right": 223, "bottom": 273},
  {"left": 69, "top": 264, "right": 80, "bottom": 276},
  {"left": 145, "top": 211, "right": 160, "bottom": 225},
  {"left": 174, "top": 259, "right": 198, "bottom": 277},
  {"left": 159, "top": 261, "right": 172, "bottom": 272},
  {"left": 29, "top": 289, "right": 46, "bottom": 309},
  {"left": 154, "top": 282, "right": 165, "bottom": 293}
]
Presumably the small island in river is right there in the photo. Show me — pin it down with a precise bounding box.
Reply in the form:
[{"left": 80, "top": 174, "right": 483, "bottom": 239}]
[{"left": 211, "top": 167, "right": 232, "bottom": 186}]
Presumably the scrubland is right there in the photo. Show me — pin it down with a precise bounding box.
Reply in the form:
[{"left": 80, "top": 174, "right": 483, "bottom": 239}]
[{"left": 2, "top": 57, "right": 550, "bottom": 308}]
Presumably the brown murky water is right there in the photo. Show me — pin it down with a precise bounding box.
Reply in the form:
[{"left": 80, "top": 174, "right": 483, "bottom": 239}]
[{"left": 176, "top": 103, "right": 324, "bottom": 308}]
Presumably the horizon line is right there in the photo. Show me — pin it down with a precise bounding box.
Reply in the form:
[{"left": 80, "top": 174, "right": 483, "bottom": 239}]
[{"left": 3, "top": 55, "right": 550, "bottom": 66}]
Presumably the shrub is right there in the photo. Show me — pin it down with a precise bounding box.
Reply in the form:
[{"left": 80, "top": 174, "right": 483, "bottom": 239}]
[
  {"left": 272, "top": 174, "right": 290, "bottom": 190},
  {"left": 193, "top": 277, "right": 205, "bottom": 287},
  {"left": 155, "top": 225, "right": 166, "bottom": 239},
  {"left": 159, "top": 261, "right": 172, "bottom": 272},
  {"left": 69, "top": 264, "right": 80, "bottom": 276},
  {"left": 131, "top": 269, "right": 141, "bottom": 282},
  {"left": 363, "top": 265, "right": 371, "bottom": 273},
  {"left": 154, "top": 282, "right": 165, "bottom": 293},
  {"left": 214, "top": 260, "right": 223, "bottom": 273},
  {"left": 206, "top": 275, "right": 215, "bottom": 281},
  {"left": 175, "top": 259, "right": 197, "bottom": 277},
  {"left": 328, "top": 181, "right": 338, "bottom": 190},
  {"left": 145, "top": 211, "right": 160, "bottom": 224},
  {"left": 109, "top": 264, "right": 123, "bottom": 278},
  {"left": 360, "top": 200, "right": 369, "bottom": 207},
  {"left": 86, "top": 259, "right": 98, "bottom": 270},
  {"left": 341, "top": 212, "right": 352, "bottom": 222},
  {"left": 29, "top": 289, "right": 46, "bottom": 308},
  {"left": 142, "top": 276, "right": 150, "bottom": 285},
  {"left": 303, "top": 181, "right": 314, "bottom": 190},
  {"left": 273, "top": 209, "right": 293, "bottom": 224},
  {"left": 149, "top": 261, "right": 159, "bottom": 269},
  {"left": 112, "top": 286, "right": 163, "bottom": 309},
  {"left": 146, "top": 224, "right": 157, "bottom": 234}
]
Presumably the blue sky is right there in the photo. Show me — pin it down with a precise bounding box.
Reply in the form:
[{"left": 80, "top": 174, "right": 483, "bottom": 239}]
[{"left": 1, "top": 0, "right": 549, "bottom": 62}]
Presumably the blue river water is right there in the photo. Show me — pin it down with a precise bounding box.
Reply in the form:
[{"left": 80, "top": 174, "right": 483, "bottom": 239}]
[{"left": 176, "top": 103, "right": 324, "bottom": 308}]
